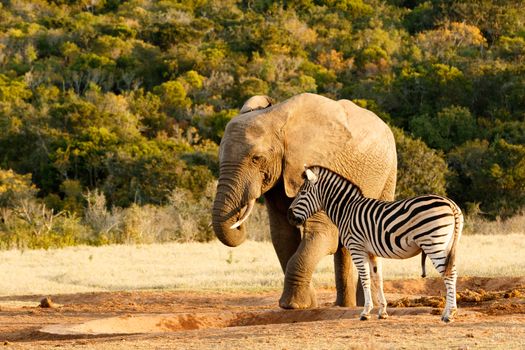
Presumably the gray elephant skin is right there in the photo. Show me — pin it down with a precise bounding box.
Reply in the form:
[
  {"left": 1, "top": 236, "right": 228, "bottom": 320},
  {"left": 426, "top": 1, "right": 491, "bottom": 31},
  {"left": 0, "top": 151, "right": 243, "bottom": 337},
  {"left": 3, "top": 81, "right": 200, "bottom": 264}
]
[{"left": 212, "top": 93, "right": 397, "bottom": 309}]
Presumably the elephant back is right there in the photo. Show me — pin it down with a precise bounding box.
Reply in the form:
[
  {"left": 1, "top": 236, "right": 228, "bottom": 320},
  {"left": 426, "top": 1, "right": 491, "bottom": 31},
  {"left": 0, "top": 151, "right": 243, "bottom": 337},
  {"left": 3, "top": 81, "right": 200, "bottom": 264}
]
[{"left": 279, "top": 93, "right": 397, "bottom": 200}]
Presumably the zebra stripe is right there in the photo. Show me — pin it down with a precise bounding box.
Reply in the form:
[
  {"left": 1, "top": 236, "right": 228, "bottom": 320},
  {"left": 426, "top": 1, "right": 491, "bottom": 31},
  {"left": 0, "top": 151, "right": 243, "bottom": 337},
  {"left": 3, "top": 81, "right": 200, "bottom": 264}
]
[{"left": 288, "top": 166, "right": 463, "bottom": 323}]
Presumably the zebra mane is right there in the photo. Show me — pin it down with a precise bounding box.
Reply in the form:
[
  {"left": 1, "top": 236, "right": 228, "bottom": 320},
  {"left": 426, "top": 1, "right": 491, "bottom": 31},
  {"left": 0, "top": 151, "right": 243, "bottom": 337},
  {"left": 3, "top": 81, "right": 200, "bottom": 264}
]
[{"left": 314, "top": 166, "right": 364, "bottom": 197}]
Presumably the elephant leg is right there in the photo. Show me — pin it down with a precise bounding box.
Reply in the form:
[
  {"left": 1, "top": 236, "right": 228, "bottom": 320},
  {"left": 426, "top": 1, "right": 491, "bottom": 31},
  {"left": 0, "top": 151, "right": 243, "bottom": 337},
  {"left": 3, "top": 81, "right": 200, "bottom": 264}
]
[
  {"left": 279, "top": 212, "right": 339, "bottom": 309},
  {"left": 264, "top": 190, "right": 316, "bottom": 309},
  {"left": 334, "top": 244, "right": 357, "bottom": 307}
]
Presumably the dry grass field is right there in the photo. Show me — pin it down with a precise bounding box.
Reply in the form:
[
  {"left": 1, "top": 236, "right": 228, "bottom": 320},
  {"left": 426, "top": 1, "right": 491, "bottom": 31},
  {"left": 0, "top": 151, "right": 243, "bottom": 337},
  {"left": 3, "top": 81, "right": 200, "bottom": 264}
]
[
  {"left": 0, "top": 234, "right": 524, "bottom": 349},
  {"left": 0, "top": 234, "right": 524, "bottom": 296}
]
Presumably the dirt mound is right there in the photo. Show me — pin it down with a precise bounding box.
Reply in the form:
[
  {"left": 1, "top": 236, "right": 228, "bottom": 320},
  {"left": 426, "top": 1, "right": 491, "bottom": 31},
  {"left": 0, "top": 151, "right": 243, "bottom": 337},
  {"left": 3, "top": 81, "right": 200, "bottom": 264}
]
[
  {"left": 458, "top": 287, "right": 523, "bottom": 302},
  {"left": 384, "top": 276, "right": 525, "bottom": 296},
  {"left": 389, "top": 296, "right": 445, "bottom": 308},
  {"left": 386, "top": 278, "right": 525, "bottom": 313}
]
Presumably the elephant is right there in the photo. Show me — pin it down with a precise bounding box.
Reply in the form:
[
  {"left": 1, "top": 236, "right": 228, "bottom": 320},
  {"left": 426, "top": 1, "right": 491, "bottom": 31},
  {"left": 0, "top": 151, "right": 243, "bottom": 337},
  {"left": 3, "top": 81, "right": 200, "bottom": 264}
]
[{"left": 212, "top": 93, "right": 397, "bottom": 309}]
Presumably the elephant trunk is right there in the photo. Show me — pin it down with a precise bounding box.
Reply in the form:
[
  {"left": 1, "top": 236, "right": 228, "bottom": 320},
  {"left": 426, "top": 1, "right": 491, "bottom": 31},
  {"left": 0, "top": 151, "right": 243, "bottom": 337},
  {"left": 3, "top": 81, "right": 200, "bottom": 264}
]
[
  {"left": 230, "top": 199, "right": 256, "bottom": 229},
  {"left": 212, "top": 184, "right": 248, "bottom": 247}
]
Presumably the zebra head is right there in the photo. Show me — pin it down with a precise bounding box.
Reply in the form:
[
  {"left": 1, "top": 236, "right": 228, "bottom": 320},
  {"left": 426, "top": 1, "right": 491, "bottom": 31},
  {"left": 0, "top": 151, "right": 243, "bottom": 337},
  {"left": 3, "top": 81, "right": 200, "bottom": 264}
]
[{"left": 287, "top": 166, "right": 323, "bottom": 226}]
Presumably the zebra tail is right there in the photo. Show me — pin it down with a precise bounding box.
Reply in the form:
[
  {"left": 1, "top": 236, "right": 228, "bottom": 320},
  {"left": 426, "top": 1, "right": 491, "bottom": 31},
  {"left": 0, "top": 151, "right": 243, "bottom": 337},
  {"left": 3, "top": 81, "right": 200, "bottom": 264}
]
[
  {"left": 444, "top": 202, "right": 463, "bottom": 276},
  {"left": 420, "top": 251, "right": 427, "bottom": 278}
]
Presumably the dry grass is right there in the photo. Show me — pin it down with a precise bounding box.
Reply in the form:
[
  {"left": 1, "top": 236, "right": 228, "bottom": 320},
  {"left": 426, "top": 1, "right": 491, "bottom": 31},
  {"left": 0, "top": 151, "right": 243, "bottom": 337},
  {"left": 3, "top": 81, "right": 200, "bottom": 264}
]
[
  {"left": 0, "top": 234, "right": 524, "bottom": 297},
  {"left": 465, "top": 211, "right": 525, "bottom": 235}
]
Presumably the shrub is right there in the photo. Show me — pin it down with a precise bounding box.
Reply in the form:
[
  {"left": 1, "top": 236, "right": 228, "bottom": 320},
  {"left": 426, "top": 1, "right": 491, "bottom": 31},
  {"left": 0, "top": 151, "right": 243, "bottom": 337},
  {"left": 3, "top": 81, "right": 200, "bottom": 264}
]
[
  {"left": 448, "top": 139, "right": 525, "bottom": 218},
  {"left": 83, "top": 181, "right": 217, "bottom": 244},
  {"left": 83, "top": 189, "right": 122, "bottom": 245},
  {"left": 0, "top": 199, "right": 85, "bottom": 250},
  {"left": 0, "top": 169, "right": 37, "bottom": 207},
  {"left": 409, "top": 106, "right": 478, "bottom": 151},
  {"left": 393, "top": 127, "right": 448, "bottom": 199}
]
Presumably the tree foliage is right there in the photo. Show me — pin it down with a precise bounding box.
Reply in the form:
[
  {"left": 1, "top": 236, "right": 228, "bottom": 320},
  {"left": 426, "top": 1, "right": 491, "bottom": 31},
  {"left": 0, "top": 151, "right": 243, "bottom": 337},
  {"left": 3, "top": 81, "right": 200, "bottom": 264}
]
[
  {"left": 448, "top": 140, "right": 525, "bottom": 218},
  {"left": 393, "top": 127, "right": 448, "bottom": 199},
  {"left": 0, "top": 0, "right": 523, "bottom": 235}
]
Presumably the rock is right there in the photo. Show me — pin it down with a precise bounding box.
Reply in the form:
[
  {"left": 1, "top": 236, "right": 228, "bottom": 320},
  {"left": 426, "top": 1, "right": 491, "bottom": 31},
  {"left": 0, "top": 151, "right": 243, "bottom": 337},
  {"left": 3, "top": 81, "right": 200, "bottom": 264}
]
[{"left": 40, "top": 297, "right": 55, "bottom": 308}]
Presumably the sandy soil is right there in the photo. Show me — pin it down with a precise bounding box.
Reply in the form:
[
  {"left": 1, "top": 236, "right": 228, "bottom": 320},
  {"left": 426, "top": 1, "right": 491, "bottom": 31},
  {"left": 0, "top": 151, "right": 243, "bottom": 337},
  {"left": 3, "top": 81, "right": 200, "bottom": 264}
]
[{"left": 1, "top": 276, "right": 524, "bottom": 349}]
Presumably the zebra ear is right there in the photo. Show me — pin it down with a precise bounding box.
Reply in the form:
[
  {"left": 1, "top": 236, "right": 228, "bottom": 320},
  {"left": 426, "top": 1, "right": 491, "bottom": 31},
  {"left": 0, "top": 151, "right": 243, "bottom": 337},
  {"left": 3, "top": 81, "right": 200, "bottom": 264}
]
[{"left": 305, "top": 168, "right": 318, "bottom": 183}]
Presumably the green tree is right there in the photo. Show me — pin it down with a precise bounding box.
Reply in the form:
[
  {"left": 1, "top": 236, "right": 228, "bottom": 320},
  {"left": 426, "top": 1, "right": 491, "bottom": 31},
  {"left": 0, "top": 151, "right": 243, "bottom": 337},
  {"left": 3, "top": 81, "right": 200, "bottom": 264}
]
[
  {"left": 393, "top": 127, "right": 448, "bottom": 199},
  {"left": 448, "top": 139, "right": 525, "bottom": 218},
  {"left": 153, "top": 80, "right": 192, "bottom": 119},
  {"left": 409, "top": 106, "right": 478, "bottom": 151}
]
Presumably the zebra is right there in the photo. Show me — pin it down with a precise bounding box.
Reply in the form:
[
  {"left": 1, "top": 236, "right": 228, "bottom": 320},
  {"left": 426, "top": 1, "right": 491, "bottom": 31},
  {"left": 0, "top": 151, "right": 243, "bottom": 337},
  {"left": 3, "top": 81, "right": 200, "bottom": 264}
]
[{"left": 287, "top": 166, "right": 463, "bottom": 323}]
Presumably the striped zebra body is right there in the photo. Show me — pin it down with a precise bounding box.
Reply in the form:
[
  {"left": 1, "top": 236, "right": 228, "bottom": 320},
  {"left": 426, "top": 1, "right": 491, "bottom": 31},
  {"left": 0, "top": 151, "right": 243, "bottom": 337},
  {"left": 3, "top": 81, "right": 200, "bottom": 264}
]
[{"left": 288, "top": 166, "right": 463, "bottom": 322}]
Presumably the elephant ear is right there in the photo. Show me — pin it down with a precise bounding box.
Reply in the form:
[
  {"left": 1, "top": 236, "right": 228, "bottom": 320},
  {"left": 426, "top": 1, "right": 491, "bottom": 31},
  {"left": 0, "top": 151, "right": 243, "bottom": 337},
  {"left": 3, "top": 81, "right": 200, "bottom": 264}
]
[
  {"left": 282, "top": 93, "right": 396, "bottom": 199},
  {"left": 240, "top": 95, "right": 273, "bottom": 114}
]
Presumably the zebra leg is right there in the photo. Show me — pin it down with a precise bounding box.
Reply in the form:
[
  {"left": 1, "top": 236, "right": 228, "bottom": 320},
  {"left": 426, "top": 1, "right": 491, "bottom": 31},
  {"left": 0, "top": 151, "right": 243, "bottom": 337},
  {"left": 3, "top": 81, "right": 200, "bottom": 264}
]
[
  {"left": 369, "top": 256, "right": 388, "bottom": 319},
  {"left": 428, "top": 251, "right": 458, "bottom": 323},
  {"left": 441, "top": 265, "right": 458, "bottom": 323},
  {"left": 350, "top": 249, "right": 373, "bottom": 320}
]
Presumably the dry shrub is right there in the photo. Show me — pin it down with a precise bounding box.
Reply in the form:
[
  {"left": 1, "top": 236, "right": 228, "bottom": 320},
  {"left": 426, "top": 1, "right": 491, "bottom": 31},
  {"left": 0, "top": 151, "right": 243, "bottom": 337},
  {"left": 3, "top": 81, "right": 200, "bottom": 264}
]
[
  {"left": 464, "top": 211, "right": 525, "bottom": 235},
  {"left": 83, "top": 189, "right": 122, "bottom": 244},
  {"left": 82, "top": 182, "right": 216, "bottom": 244},
  {"left": 0, "top": 199, "right": 87, "bottom": 249},
  {"left": 245, "top": 202, "right": 270, "bottom": 241},
  {"left": 166, "top": 185, "right": 213, "bottom": 242},
  {"left": 121, "top": 204, "right": 175, "bottom": 244}
]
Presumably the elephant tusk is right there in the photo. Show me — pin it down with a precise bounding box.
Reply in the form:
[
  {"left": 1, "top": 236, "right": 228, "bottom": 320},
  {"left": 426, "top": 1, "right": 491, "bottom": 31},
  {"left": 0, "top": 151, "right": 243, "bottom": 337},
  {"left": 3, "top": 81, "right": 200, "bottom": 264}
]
[{"left": 230, "top": 199, "right": 256, "bottom": 229}]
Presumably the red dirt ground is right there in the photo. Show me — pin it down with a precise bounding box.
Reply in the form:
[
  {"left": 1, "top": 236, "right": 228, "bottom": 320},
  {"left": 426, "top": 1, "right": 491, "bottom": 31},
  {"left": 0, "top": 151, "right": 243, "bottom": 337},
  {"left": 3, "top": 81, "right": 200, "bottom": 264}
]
[{"left": 1, "top": 276, "right": 524, "bottom": 349}]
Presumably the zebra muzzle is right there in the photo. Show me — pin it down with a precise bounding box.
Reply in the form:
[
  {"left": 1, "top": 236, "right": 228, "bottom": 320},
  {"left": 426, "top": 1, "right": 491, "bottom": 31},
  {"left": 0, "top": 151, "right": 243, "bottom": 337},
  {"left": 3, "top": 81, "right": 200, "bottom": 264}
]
[{"left": 287, "top": 208, "right": 304, "bottom": 226}]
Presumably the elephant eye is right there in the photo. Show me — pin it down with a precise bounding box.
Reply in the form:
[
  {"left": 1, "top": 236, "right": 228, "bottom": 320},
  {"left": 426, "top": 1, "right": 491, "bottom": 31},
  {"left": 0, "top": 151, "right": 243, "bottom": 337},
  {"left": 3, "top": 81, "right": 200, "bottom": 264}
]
[{"left": 252, "top": 155, "right": 264, "bottom": 164}]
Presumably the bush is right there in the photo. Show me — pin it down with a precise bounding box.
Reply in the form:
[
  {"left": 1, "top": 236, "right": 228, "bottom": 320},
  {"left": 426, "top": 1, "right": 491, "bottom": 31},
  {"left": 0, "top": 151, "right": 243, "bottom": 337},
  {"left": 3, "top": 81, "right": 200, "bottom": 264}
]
[
  {"left": 409, "top": 106, "right": 478, "bottom": 151},
  {"left": 82, "top": 182, "right": 216, "bottom": 245},
  {"left": 0, "top": 169, "right": 37, "bottom": 207},
  {"left": 83, "top": 189, "right": 122, "bottom": 245},
  {"left": 0, "top": 199, "right": 86, "bottom": 250},
  {"left": 448, "top": 139, "right": 525, "bottom": 218},
  {"left": 463, "top": 208, "right": 525, "bottom": 235},
  {"left": 0, "top": 175, "right": 218, "bottom": 249},
  {"left": 393, "top": 127, "right": 448, "bottom": 199}
]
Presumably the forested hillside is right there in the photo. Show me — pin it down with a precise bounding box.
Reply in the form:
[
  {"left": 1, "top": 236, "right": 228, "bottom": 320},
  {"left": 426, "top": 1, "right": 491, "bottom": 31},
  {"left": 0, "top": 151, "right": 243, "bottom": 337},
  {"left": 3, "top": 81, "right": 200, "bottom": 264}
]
[{"left": 1, "top": 0, "right": 524, "bottom": 248}]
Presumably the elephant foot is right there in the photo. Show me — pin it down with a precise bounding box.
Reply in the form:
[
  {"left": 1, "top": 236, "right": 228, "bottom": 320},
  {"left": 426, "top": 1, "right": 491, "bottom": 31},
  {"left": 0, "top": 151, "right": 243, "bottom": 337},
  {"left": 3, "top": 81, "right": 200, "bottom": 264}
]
[{"left": 279, "top": 285, "right": 317, "bottom": 309}]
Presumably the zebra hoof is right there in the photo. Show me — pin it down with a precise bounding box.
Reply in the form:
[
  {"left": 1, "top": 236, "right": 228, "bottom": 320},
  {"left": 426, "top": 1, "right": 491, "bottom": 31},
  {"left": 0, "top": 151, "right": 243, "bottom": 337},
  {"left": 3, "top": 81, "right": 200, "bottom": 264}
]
[
  {"left": 378, "top": 313, "right": 388, "bottom": 320},
  {"left": 359, "top": 314, "right": 370, "bottom": 321},
  {"left": 441, "top": 315, "right": 453, "bottom": 323}
]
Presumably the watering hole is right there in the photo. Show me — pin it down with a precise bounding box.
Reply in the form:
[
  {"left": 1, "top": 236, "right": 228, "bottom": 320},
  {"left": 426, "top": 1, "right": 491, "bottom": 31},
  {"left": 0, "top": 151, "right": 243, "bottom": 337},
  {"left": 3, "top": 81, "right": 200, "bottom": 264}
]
[{"left": 39, "top": 308, "right": 441, "bottom": 336}]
